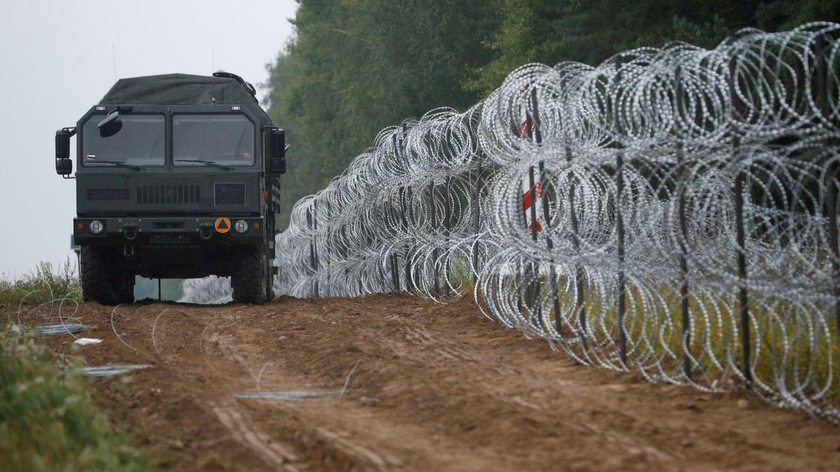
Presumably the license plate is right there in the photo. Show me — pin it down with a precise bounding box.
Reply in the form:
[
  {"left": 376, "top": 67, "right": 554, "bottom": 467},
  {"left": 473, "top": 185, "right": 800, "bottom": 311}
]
[{"left": 150, "top": 233, "right": 190, "bottom": 244}]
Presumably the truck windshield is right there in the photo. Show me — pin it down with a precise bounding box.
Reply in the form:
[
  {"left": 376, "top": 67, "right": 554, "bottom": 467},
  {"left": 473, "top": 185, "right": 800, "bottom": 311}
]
[
  {"left": 173, "top": 115, "right": 255, "bottom": 167},
  {"left": 83, "top": 114, "right": 165, "bottom": 167}
]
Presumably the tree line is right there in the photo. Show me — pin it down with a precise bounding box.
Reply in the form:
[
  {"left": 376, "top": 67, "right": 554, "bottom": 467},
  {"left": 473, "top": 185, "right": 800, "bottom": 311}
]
[{"left": 263, "top": 0, "right": 838, "bottom": 228}]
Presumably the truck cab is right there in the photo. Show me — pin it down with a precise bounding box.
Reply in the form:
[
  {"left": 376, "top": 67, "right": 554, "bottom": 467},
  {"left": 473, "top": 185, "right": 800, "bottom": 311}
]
[{"left": 55, "top": 72, "right": 286, "bottom": 305}]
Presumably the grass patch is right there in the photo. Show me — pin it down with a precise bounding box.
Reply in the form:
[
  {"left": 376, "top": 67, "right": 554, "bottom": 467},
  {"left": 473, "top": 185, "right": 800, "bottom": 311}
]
[
  {"left": 537, "top": 274, "right": 839, "bottom": 404},
  {"left": 1, "top": 260, "right": 82, "bottom": 308},
  {"left": 1, "top": 262, "right": 156, "bottom": 471},
  {"left": 0, "top": 325, "right": 155, "bottom": 471}
]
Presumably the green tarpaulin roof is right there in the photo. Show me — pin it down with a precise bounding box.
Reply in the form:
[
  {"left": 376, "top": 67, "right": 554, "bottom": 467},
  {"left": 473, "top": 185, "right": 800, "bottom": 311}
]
[{"left": 99, "top": 73, "right": 272, "bottom": 125}]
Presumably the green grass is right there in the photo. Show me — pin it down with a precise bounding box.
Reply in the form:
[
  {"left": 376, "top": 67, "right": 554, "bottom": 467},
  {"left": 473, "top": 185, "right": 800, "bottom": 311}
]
[
  {"left": 1, "top": 260, "right": 82, "bottom": 308},
  {"left": 1, "top": 262, "right": 157, "bottom": 471},
  {"left": 535, "top": 275, "right": 839, "bottom": 405},
  {"left": 0, "top": 325, "right": 155, "bottom": 471},
  {"left": 447, "top": 258, "right": 476, "bottom": 295}
]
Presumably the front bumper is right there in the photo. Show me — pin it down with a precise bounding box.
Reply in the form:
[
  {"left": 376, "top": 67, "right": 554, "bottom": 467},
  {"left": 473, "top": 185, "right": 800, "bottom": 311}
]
[{"left": 73, "top": 216, "right": 266, "bottom": 245}]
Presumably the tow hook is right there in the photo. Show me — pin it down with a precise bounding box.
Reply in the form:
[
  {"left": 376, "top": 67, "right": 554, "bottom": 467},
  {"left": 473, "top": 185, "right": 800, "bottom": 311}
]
[
  {"left": 123, "top": 225, "right": 138, "bottom": 241},
  {"left": 199, "top": 225, "right": 213, "bottom": 240}
]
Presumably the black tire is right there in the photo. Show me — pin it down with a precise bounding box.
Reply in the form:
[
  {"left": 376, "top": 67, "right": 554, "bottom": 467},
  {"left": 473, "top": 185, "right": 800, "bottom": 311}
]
[
  {"left": 232, "top": 251, "right": 267, "bottom": 304},
  {"left": 81, "top": 246, "right": 122, "bottom": 305},
  {"left": 266, "top": 259, "right": 275, "bottom": 302},
  {"left": 81, "top": 246, "right": 134, "bottom": 305}
]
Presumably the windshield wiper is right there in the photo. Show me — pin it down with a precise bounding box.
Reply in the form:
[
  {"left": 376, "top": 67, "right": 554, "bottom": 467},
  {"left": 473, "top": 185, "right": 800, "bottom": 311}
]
[
  {"left": 89, "top": 160, "right": 142, "bottom": 171},
  {"left": 175, "top": 159, "right": 233, "bottom": 171}
]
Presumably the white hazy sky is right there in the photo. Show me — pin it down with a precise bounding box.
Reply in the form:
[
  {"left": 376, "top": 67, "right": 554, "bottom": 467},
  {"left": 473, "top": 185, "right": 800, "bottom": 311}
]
[{"left": 0, "top": 0, "right": 298, "bottom": 276}]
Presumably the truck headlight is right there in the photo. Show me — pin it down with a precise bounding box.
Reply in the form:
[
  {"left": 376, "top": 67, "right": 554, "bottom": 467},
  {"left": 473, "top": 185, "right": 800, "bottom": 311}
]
[
  {"left": 234, "top": 220, "right": 248, "bottom": 233},
  {"left": 90, "top": 220, "right": 104, "bottom": 234}
]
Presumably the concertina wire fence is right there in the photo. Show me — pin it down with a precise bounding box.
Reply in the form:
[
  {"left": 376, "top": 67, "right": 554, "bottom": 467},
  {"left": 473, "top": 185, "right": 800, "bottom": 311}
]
[{"left": 184, "top": 23, "right": 840, "bottom": 423}]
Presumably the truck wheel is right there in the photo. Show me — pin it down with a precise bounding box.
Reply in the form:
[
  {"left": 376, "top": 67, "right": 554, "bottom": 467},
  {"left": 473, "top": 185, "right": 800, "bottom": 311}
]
[
  {"left": 232, "top": 251, "right": 267, "bottom": 304},
  {"left": 266, "top": 260, "right": 275, "bottom": 302},
  {"left": 81, "top": 246, "right": 120, "bottom": 305}
]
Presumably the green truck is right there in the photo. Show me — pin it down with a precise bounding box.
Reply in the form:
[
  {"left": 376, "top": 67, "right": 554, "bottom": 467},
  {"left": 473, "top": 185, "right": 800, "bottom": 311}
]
[{"left": 55, "top": 72, "right": 286, "bottom": 305}]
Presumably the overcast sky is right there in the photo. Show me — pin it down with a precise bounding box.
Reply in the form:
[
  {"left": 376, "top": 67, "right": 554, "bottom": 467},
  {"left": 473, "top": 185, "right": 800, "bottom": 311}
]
[{"left": 0, "top": 0, "right": 297, "bottom": 276}]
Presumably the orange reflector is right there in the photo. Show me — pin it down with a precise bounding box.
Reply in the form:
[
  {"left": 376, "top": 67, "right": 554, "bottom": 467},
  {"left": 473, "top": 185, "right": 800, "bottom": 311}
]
[
  {"left": 263, "top": 191, "right": 269, "bottom": 202},
  {"left": 76, "top": 222, "right": 84, "bottom": 229},
  {"left": 215, "top": 217, "right": 231, "bottom": 234},
  {"left": 253, "top": 222, "right": 261, "bottom": 229}
]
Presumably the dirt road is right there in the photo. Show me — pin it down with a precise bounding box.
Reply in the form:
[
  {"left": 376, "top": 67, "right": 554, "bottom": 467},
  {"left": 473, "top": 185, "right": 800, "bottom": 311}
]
[{"left": 48, "top": 294, "right": 840, "bottom": 471}]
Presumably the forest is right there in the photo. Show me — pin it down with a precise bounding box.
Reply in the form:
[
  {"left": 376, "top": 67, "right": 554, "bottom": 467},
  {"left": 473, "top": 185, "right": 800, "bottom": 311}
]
[{"left": 263, "top": 0, "right": 839, "bottom": 228}]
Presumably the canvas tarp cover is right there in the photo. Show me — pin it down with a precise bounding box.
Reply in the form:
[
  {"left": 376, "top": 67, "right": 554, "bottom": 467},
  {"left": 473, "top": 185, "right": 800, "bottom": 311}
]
[{"left": 99, "top": 73, "right": 272, "bottom": 125}]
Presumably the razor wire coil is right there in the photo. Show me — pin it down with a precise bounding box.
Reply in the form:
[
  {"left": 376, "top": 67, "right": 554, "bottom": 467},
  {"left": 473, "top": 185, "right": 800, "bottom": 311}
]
[{"left": 184, "top": 23, "right": 840, "bottom": 424}]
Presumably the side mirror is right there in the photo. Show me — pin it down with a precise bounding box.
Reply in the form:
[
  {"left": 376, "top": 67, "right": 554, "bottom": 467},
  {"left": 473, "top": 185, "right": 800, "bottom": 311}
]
[
  {"left": 269, "top": 157, "right": 286, "bottom": 174},
  {"left": 55, "top": 128, "right": 76, "bottom": 176},
  {"left": 56, "top": 129, "right": 71, "bottom": 159},
  {"left": 98, "top": 110, "right": 122, "bottom": 138},
  {"left": 269, "top": 128, "right": 287, "bottom": 174},
  {"left": 270, "top": 128, "right": 285, "bottom": 158},
  {"left": 56, "top": 158, "right": 73, "bottom": 175}
]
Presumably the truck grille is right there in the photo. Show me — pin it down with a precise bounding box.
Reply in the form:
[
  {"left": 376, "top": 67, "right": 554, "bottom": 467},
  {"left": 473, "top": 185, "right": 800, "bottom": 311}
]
[{"left": 136, "top": 185, "right": 201, "bottom": 204}]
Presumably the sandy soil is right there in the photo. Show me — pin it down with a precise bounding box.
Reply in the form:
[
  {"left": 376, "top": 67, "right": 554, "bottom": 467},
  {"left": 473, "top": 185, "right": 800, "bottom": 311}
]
[{"left": 46, "top": 294, "right": 840, "bottom": 471}]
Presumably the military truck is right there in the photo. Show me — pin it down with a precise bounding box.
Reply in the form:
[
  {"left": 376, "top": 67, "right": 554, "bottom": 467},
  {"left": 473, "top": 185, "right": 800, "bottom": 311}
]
[{"left": 55, "top": 72, "right": 286, "bottom": 305}]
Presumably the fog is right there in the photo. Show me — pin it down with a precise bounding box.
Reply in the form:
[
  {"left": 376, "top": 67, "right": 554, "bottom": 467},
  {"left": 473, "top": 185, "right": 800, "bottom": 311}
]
[{"left": 0, "top": 0, "right": 297, "bottom": 276}]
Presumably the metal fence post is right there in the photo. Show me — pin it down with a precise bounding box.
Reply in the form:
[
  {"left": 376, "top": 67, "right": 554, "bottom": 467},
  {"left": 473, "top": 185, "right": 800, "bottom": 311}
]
[
  {"left": 528, "top": 166, "right": 539, "bottom": 244},
  {"left": 675, "top": 65, "right": 692, "bottom": 379},
  {"left": 444, "top": 175, "right": 452, "bottom": 298},
  {"left": 567, "top": 147, "right": 583, "bottom": 341},
  {"left": 306, "top": 206, "right": 312, "bottom": 271},
  {"left": 390, "top": 246, "right": 400, "bottom": 292},
  {"left": 527, "top": 165, "right": 539, "bottom": 312},
  {"left": 816, "top": 34, "right": 840, "bottom": 374},
  {"left": 561, "top": 59, "right": 582, "bottom": 342},
  {"left": 616, "top": 152, "right": 627, "bottom": 366},
  {"left": 399, "top": 186, "right": 410, "bottom": 289},
  {"left": 735, "top": 170, "right": 749, "bottom": 385},
  {"left": 729, "top": 45, "right": 751, "bottom": 387},
  {"left": 521, "top": 87, "right": 541, "bottom": 313},
  {"left": 472, "top": 162, "right": 483, "bottom": 284},
  {"left": 389, "top": 189, "right": 400, "bottom": 293},
  {"left": 401, "top": 123, "right": 415, "bottom": 292},
  {"left": 313, "top": 201, "right": 320, "bottom": 298},
  {"left": 325, "top": 199, "right": 331, "bottom": 297},
  {"left": 533, "top": 96, "right": 561, "bottom": 337},
  {"left": 614, "top": 56, "right": 627, "bottom": 367},
  {"left": 405, "top": 187, "right": 415, "bottom": 291},
  {"left": 828, "top": 165, "right": 840, "bottom": 376},
  {"left": 517, "top": 177, "right": 526, "bottom": 314},
  {"left": 430, "top": 181, "right": 440, "bottom": 294},
  {"left": 306, "top": 206, "right": 319, "bottom": 298},
  {"left": 388, "top": 133, "right": 403, "bottom": 294},
  {"left": 538, "top": 158, "right": 561, "bottom": 334}
]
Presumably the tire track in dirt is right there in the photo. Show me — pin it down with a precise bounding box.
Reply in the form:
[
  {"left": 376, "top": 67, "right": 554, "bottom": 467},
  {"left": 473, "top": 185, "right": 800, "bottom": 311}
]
[
  {"left": 47, "top": 294, "right": 840, "bottom": 472},
  {"left": 211, "top": 403, "right": 301, "bottom": 470}
]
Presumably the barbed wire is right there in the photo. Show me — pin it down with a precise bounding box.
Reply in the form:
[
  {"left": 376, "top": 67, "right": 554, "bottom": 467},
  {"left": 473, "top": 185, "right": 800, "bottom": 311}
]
[{"left": 186, "top": 22, "right": 840, "bottom": 423}]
